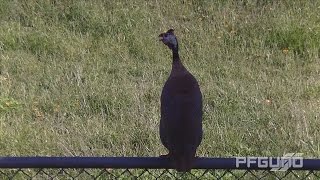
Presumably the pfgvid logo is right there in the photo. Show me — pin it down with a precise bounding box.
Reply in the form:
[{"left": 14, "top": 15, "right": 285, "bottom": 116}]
[{"left": 236, "top": 153, "right": 303, "bottom": 171}]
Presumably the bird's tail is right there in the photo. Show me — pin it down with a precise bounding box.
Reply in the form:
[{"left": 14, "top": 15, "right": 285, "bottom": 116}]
[{"left": 174, "top": 153, "right": 195, "bottom": 172}]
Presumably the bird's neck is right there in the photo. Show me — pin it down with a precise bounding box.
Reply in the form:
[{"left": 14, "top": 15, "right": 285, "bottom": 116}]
[
  {"left": 172, "top": 48, "right": 180, "bottom": 63},
  {"left": 171, "top": 47, "right": 187, "bottom": 74}
]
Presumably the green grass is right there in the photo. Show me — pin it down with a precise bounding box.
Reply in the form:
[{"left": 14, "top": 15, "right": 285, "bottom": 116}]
[{"left": 0, "top": 0, "right": 320, "bottom": 160}]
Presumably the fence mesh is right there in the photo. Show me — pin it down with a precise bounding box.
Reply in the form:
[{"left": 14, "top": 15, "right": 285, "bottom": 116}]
[{"left": 1, "top": 168, "right": 320, "bottom": 179}]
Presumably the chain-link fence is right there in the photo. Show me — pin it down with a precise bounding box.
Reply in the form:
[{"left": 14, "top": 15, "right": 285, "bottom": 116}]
[
  {"left": 0, "top": 157, "right": 319, "bottom": 179},
  {"left": 1, "top": 168, "right": 320, "bottom": 179}
]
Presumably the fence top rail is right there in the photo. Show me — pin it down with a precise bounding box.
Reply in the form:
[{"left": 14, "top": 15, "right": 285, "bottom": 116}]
[{"left": 0, "top": 157, "right": 319, "bottom": 170}]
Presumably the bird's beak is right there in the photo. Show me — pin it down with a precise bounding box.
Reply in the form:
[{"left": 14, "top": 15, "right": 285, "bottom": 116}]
[{"left": 158, "top": 33, "right": 164, "bottom": 41}]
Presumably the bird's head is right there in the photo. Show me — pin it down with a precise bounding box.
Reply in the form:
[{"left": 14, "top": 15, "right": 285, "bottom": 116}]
[{"left": 159, "top": 29, "right": 178, "bottom": 50}]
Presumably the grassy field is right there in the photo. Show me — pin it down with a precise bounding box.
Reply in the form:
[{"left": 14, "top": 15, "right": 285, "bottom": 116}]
[{"left": 0, "top": 0, "right": 320, "bottom": 159}]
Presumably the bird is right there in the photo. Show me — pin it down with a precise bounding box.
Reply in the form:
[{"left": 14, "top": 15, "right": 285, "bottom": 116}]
[{"left": 158, "top": 29, "right": 203, "bottom": 172}]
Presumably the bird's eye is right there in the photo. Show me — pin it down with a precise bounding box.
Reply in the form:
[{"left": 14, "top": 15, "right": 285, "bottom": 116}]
[{"left": 164, "top": 34, "right": 168, "bottom": 37}]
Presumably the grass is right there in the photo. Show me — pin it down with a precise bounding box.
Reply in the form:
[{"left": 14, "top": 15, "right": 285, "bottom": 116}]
[{"left": 0, "top": 0, "right": 320, "bottom": 160}]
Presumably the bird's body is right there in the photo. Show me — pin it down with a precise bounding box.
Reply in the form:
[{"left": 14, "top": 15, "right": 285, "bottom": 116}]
[{"left": 159, "top": 29, "right": 203, "bottom": 172}]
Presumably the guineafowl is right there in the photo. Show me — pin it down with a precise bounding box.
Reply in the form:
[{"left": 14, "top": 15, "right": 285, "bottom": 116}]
[{"left": 158, "top": 29, "right": 203, "bottom": 172}]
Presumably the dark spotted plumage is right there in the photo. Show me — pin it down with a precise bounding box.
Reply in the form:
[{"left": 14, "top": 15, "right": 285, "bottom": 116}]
[{"left": 159, "top": 29, "right": 203, "bottom": 172}]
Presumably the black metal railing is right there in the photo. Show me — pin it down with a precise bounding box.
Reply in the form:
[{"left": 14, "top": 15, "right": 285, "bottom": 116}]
[{"left": 0, "top": 157, "right": 319, "bottom": 179}]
